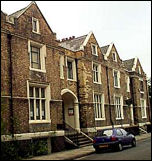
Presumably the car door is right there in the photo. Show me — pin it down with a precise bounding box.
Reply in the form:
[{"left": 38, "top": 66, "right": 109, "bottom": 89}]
[
  {"left": 120, "top": 129, "right": 131, "bottom": 145},
  {"left": 116, "top": 129, "right": 125, "bottom": 145}
]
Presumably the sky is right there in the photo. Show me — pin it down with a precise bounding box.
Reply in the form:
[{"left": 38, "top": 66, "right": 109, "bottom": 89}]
[{"left": 1, "top": 1, "right": 151, "bottom": 78}]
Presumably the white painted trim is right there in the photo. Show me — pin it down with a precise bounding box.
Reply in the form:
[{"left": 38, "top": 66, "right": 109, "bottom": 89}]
[
  {"left": 32, "top": 17, "right": 40, "bottom": 34},
  {"left": 132, "top": 57, "right": 138, "bottom": 71},
  {"left": 91, "top": 43, "right": 98, "bottom": 56},
  {"left": 81, "top": 124, "right": 130, "bottom": 133},
  {"left": 28, "top": 40, "right": 46, "bottom": 73},
  {"left": 60, "top": 55, "right": 64, "bottom": 79},
  {"left": 114, "top": 94, "right": 124, "bottom": 120},
  {"left": 113, "top": 69, "right": 121, "bottom": 88},
  {"left": 112, "top": 52, "right": 117, "bottom": 62},
  {"left": 61, "top": 89, "right": 78, "bottom": 103},
  {"left": 66, "top": 57, "right": 77, "bottom": 81},
  {"left": 27, "top": 81, "right": 51, "bottom": 122},
  {"left": 14, "top": 1, "right": 36, "bottom": 18},
  {"left": 80, "top": 31, "right": 93, "bottom": 51},
  {"left": 104, "top": 42, "right": 113, "bottom": 60},
  {"left": 138, "top": 122, "right": 150, "bottom": 127},
  {"left": 1, "top": 130, "right": 65, "bottom": 142}
]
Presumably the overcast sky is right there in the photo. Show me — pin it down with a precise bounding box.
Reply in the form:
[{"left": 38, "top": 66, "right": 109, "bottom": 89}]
[{"left": 1, "top": 1, "right": 151, "bottom": 78}]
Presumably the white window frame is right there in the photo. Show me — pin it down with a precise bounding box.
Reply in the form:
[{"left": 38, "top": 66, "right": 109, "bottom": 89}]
[
  {"left": 140, "top": 99, "right": 147, "bottom": 118},
  {"left": 139, "top": 78, "right": 144, "bottom": 93},
  {"left": 91, "top": 44, "right": 98, "bottom": 56},
  {"left": 60, "top": 55, "right": 64, "bottom": 79},
  {"left": 113, "top": 69, "right": 120, "bottom": 88},
  {"left": 92, "top": 62, "right": 101, "bottom": 84},
  {"left": 112, "top": 52, "right": 117, "bottom": 62},
  {"left": 66, "top": 57, "right": 77, "bottom": 81},
  {"left": 114, "top": 95, "right": 124, "bottom": 120},
  {"left": 126, "top": 76, "right": 130, "bottom": 92},
  {"left": 32, "top": 17, "right": 40, "bottom": 34},
  {"left": 28, "top": 40, "right": 46, "bottom": 73},
  {"left": 138, "top": 66, "right": 141, "bottom": 74},
  {"left": 27, "top": 81, "right": 51, "bottom": 124},
  {"left": 93, "top": 92, "right": 105, "bottom": 120}
]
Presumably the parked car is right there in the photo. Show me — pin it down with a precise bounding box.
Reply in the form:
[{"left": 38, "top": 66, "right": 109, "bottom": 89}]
[{"left": 93, "top": 128, "right": 136, "bottom": 153}]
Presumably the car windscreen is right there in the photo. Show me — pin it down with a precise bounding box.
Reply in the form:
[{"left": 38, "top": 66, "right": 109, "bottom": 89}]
[{"left": 97, "top": 129, "right": 113, "bottom": 137}]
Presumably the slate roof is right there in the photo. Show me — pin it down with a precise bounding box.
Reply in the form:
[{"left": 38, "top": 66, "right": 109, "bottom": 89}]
[
  {"left": 59, "top": 35, "right": 87, "bottom": 51},
  {"left": 123, "top": 58, "right": 135, "bottom": 71},
  {"left": 100, "top": 45, "right": 109, "bottom": 55},
  {"left": 9, "top": 7, "right": 27, "bottom": 18}
]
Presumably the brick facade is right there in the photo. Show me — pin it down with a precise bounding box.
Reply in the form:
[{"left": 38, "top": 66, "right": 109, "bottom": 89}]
[{"left": 1, "top": 1, "right": 151, "bottom": 140}]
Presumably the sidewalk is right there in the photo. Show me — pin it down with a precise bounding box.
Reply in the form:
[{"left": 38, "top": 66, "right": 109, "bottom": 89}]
[{"left": 27, "top": 133, "right": 151, "bottom": 160}]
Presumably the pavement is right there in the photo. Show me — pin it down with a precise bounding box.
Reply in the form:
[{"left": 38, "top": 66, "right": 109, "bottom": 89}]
[{"left": 26, "top": 133, "right": 151, "bottom": 160}]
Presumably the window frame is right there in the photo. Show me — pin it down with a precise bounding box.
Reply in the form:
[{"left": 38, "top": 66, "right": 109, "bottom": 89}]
[
  {"left": 28, "top": 40, "right": 46, "bottom": 73},
  {"left": 30, "top": 46, "right": 41, "bottom": 69},
  {"left": 27, "top": 82, "right": 51, "bottom": 124},
  {"left": 140, "top": 99, "right": 147, "bottom": 118},
  {"left": 113, "top": 69, "right": 120, "bottom": 88},
  {"left": 93, "top": 62, "right": 101, "bottom": 84},
  {"left": 91, "top": 44, "right": 98, "bottom": 56},
  {"left": 60, "top": 55, "right": 64, "bottom": 79},
  {"left": 114, "top": 95, "right": 124, "bottom": 120},
  {"left": 32, "top": 17, "right": 40, "bottom": 34},
  {"left": 66, "top": 57, "right": 77, "bottom": 81},
  {"left": 112, "top": 52, "right": 117, "bottom": 62},
  {"left": 126, "top": 76, "right": 130, "bottom": 92},
  {"left": 93, "top": 93, "right": 105, "bottom": 120}
]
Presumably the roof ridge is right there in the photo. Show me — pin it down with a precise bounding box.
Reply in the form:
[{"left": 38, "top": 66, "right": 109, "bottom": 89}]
[
  {"left": 60, "top": 34, "right": 87, "bottom": 43},
  {"left": 9, "top": 7, "right": 27, "bottom": 17},
  {"left": 123, "top": 58, "right": 135, "bottom": 62}
]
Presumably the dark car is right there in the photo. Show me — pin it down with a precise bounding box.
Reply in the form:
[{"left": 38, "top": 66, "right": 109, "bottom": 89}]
[{"left": 93, "top": 128, "right": 136, "bottom": 153}]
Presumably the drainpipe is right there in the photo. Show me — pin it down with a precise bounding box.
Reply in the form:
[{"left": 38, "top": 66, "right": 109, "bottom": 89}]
[
  {"left": 7, "top": 33, "right": 14, "bottom": 137},
  {"left": 130, "top": 77, "right": 137, "bottom": 125},
  {"left": 106, "top": 66, "right": 114, "bottom": 128},
  {"left": 75, "top": 58, "right": 81, "bottom": 126}
]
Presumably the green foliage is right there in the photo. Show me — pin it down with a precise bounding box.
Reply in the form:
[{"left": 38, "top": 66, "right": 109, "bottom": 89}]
[
  {"left": 1, "top": 141, "right": 22, "bottom": 160},
  {"left": 1, "top": 97, "right": 6, "bottom": 135},
  {"left": 32, "top": 139, "right": 48, "bottom": 156}
]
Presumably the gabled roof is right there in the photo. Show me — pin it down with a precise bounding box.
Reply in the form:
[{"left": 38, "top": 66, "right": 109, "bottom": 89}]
[
  {"left": 123, "top": 57, "right": 139, "bottom": 72},
  {"left": 100, "top": 45, "right": 109, "bottom": 55},
  {"left": 123, "top": 58, "right": 135, "bottom": 71},
  {"left": 9, "top": 1, "right": 36, "bottom": 18},
  {"left": 59, "top": 31, "right": 93, "bottom": 52},
  {"left": 7, "top": 1, "right": 54, "bottom": 33},
  {"left": 100, "top": 42, "right": 115, "bottom": 60}
]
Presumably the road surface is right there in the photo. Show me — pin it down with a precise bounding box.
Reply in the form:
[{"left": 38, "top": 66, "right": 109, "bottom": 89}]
[{"left": 76, "top": 137, "right": 151, "bottom": 160}]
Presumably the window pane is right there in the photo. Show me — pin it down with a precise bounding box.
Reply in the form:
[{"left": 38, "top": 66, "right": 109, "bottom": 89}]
[
  {"left": 32, "top": 52, "right": 39, "bottom": 63},
  {"left": 29, "top": 87, "right": 33, "bottom": 97},
  {"left": 33, "top": 20, "right": 37, "bottom": 31},
  {"left": 32, "top": 63, "right": 40, "bottom": 69},
  {"left": 114, "top": 71, "right": 118, "bottom": 86},
  {"left": 35, "top": 88, "right": 39, "bottom": 98},
  {"left": 41, "top": 88, "right": 45, "bottom": 98},
  {"left": 31, "top": 46, "right": 40, "bottom": 69},
  {"left": 42, "top": 100, "right": 46, "bottom": 120},
  {"left": 67, "top": 61, "right": 73, "bottom": 79},
  {"left": 30, "top": 99, "right": 34, "bottom": 120},
  {"left": 36, "top": 100, "right": 40, "bottom": 120}
]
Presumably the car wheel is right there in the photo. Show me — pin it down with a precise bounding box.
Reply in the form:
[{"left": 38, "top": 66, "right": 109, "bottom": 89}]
[
  {"left": 117, "top": 143, "right": 123, "bottom": 151},
  {"left": 132, "top": 139, "right": 136, "bottom": 147}
]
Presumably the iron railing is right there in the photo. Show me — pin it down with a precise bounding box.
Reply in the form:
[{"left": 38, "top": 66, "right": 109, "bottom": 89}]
[{"left": 63, "top": 121, "right": 79, "bottom": 146}]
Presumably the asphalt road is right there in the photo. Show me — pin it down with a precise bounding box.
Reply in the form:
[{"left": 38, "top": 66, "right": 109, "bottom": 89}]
[{"left": 76, "top": 138, "right": 151, "bottom": 160}]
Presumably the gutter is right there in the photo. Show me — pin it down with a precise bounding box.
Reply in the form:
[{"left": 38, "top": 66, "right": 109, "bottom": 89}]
[
  {"left": 7, "top": 33, "right": 14, "bottom": 137},
  {"left": 106, "top": 66, "right": 114, "bottom": 128}
]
